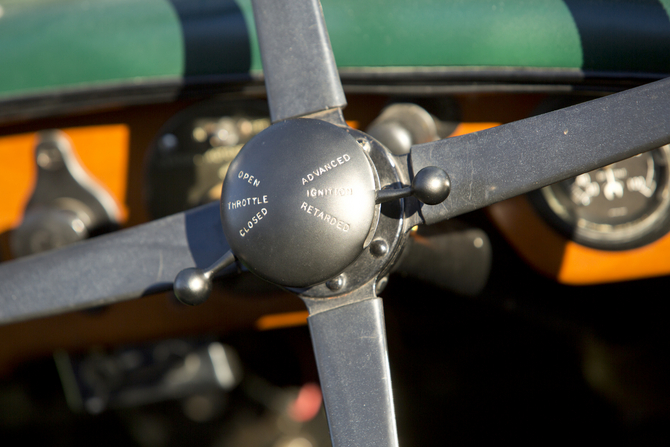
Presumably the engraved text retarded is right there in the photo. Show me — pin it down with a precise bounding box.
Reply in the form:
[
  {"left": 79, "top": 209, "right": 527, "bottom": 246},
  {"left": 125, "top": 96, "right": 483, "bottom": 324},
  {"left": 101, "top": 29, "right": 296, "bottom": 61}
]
[{"left": 300, "top": 202, "right": 350, "bottom": 232}]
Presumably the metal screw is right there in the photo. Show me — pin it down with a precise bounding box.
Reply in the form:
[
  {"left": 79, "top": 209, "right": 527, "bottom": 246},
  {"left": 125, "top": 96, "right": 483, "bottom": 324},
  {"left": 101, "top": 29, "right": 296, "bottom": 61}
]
[
  {"left": 36, "top": 145, "right": 64, "bottom": 170},
  {"left": 369, "top": 239, "right": 388, "bottom": 257},
  {"left": 192, "top": 127, "right": 207, "bottom": 143},
  {"left": 326, "top": 275, "right": 345, "bottom": 291},
  {"left": 159, "top": 133, "right": 179, "bottom": 152},
  {"left": 356, "top": 138, "right": 371, "bottom": 152},
  {"left": 376, "top": 276, "right": 389, "bottom": 293}
]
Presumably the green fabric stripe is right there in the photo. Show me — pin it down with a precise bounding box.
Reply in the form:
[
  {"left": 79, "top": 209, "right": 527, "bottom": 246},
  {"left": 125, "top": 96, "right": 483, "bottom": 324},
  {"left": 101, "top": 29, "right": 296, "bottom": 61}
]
[
  {"left": 322, "top": 0, "right": 583, "bottom": 69},
  {"left": 5, "top": 0, "right": 670, "bottom": 100},
  {"left": 235, "top": 0, "right": 262, "bottom": 73},
  {"left": 0, "top": 0, "right": 184, "bottom": 97}
]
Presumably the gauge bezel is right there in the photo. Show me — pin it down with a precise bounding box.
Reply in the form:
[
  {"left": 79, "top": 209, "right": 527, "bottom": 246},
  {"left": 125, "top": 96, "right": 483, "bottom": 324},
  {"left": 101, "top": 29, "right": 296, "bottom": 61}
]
[{"left": 529, "top": 145, "right": 670, "bottom": 251}]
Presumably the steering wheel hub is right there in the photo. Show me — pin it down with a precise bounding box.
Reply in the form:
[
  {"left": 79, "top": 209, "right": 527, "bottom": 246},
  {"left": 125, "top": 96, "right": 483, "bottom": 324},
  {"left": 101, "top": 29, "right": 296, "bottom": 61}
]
[{"left": 220, "top": 119, "right": 378, "bottom": 288}]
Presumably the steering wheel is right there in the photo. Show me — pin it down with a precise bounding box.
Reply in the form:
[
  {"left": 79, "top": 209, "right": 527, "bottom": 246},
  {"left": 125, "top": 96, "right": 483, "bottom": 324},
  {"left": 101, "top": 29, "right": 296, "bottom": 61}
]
[{"left": 2, "top": 1, "right": 670, "bottom": 446}]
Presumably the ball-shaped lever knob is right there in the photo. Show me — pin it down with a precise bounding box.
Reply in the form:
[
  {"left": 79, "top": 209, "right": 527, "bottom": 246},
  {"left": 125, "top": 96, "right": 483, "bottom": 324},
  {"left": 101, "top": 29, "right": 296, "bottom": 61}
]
[
  {"left": 174, "top": 268, "right": 212, "bottom": 306},
  {"left": 173, "top": 251, "right": 236, "bottom": 306},
  {"left": 411, "top": 166, "right": 451, "bottom": 205},
  {"left": 375, "top": 166, "right": 451, "bottom": 206}
]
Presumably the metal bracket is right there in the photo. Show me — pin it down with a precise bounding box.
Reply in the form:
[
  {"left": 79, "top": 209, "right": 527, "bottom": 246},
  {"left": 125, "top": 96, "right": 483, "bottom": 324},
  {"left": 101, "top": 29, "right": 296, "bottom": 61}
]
[{"left": 11, "top": 130, "right": 120, "bottom": 257}]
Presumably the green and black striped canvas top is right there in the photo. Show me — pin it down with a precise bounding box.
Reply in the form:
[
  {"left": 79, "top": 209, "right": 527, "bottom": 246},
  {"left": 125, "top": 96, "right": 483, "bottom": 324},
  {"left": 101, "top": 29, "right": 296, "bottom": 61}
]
[{"left": 1, "top": 0, "right": 669, "bottom": 104}]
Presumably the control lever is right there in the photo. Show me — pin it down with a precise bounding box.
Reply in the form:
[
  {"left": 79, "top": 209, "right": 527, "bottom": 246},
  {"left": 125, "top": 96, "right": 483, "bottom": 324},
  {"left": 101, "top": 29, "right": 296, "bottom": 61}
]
[
  {"left": 376, "top": 166, "right": 451, "bottom": 205},
  {"left": 173, "top": 250, "right": 237, "bottom": 306}
]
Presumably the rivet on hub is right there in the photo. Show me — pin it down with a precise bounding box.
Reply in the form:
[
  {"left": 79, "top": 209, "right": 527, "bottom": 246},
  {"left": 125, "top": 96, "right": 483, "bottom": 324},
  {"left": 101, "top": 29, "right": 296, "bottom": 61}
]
[
  {"left": 326, "top": 275, "right": 346, "bottom": 291},
  {"left": 376, "top": 276, "right": 389, "bottom": 293},
  {"left": 356, "top": 138, "right": 371, "bottom": 152},
  {"left": 370, "top": 239, "right": 388, "bottom": 257}
]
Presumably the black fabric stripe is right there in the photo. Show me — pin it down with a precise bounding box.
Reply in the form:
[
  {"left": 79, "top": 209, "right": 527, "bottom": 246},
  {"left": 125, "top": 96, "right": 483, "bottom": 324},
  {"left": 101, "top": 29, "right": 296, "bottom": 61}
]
[
  {"left": 168, "top": 0, "right": 252, "bottom": 76},
  {"left": 564, "top": 0, "right": 670, "bottom": 73}
]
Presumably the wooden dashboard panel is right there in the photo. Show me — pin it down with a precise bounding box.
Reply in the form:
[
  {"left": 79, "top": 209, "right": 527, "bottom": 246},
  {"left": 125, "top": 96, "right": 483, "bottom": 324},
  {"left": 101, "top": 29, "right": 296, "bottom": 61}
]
[{"left": 489, "top": 195, "right": 670, "bottom": 285}]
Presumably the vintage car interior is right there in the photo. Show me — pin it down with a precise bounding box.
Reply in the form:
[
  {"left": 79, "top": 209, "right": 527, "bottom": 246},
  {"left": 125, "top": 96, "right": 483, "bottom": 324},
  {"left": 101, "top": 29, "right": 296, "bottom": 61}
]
[{"left": 1, "top": 0, "right": 670, "bottom": 445}]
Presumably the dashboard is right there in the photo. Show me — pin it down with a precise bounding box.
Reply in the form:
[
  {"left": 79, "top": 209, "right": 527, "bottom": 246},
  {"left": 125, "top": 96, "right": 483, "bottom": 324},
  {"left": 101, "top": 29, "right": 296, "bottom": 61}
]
[
  {"left": 3, "top": 91, "right": 670, "bottom": 341},
  {"left": 2, "top": 89, "right": 670, "bottom": 445},
  {"left": 5, "top": 91, "right": 669, "bottom": 279}
]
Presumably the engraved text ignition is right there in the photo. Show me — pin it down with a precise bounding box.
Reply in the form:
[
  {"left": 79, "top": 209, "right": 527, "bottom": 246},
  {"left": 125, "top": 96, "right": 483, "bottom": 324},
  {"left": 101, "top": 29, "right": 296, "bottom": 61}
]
[
  {"left": 306, "top": 188, "right": 353, "bottom": 198},
  {"left": 301, "top": 154, "right": 351, "bottom": 185},
  {"left": 300, "top": 202, "right": 350, "bottom": 232},
  {"left": 239, "top": 208, "right": 268, "bottom": 237},
  {"left": 228, "top": 195, "right": 269, "bottom": 209}
]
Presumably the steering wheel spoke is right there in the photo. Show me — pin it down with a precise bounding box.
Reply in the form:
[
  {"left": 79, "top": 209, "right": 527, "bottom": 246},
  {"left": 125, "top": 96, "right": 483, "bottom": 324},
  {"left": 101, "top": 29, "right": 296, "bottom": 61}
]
[
  {"left": 302, "top": 282, "right": 399, "bottom": 447},
  {"left": 4, "top": 1, "right": 670, "bottom": 446},
  {"left": 410, "top": 77, "right": 670, "bottom": 224},
  {"left": 0, "top": 202, "right": 233, "bottom": 325},
  {"left": 252, "top": 0, "right": 346, "bottom": 123}
]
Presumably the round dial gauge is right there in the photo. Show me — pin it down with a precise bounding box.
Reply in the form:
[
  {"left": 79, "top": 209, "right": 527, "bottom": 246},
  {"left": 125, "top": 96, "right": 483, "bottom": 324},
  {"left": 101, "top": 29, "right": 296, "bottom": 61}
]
[
  {"left": 533, "top": 145, "right": 670, "bottom": 250},
  {"left": 146, "top": 101, "right": 270, "bottom": 218}
]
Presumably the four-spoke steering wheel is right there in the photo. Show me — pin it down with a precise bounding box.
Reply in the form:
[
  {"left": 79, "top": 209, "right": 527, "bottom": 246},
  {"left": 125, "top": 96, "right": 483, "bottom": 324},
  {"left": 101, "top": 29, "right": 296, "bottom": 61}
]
[{"left": 2, "top": 1, "right": 670, "bottom": 446}]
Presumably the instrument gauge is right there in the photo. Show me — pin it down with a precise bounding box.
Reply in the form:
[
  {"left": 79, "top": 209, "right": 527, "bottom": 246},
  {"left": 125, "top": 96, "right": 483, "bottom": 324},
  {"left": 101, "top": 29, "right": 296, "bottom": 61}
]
[
  {"left": 146, "top": 101, "right": 269, "bottom": 218},
  {"left": 531, "top": 146, "right": 670, "bottom": 250}
]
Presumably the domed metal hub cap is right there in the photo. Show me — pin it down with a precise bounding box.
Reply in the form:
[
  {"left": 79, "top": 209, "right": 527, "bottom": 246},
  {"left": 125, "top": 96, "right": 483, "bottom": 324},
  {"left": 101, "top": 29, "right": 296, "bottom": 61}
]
[{"left": 220, "top": 119, "right": 377, "bottom": 288}]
